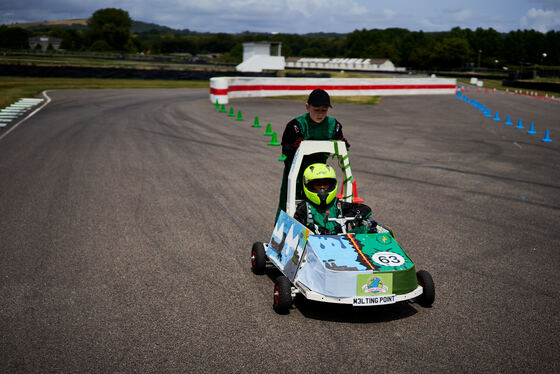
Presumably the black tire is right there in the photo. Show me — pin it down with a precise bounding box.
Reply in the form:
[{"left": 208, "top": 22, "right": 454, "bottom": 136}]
[
  {"left": 416, "top": 270, "right": 435, "bottom": 307},
  {"left": 273, "top": 275, "right": 292, "bottom": 314},
  {"left": 251, "top": 242, "right": 266, "bottom": 275}
]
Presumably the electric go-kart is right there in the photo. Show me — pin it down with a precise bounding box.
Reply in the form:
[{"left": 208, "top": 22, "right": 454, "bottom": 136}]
[{"left": 251, "top": 140, "right": 435, "bottom": 314}]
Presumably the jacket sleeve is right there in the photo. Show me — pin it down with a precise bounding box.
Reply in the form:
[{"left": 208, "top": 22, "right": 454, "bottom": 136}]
[
  {"left": 334, "top": 121, "right": 350, "bottom": 148},
  {"left": 281, "top": 119, "right": 303, "bottom": 162},
  {"left": 293, "top": 201, "right": 308, "bottom": 226}
]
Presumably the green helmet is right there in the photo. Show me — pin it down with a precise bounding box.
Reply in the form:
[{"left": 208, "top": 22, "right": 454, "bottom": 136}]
[{"left": 302, "top": 163, "right": 337, "bottom": 207}]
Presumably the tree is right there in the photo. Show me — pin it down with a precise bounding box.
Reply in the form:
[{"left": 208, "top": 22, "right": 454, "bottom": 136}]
[
  {"left": 0, "top": 26, "right": 31, "bottom": 49},
  {"left": 90, "top": 40, "right": 112, "bottom": 52},
  {"left": 87, "top": 8, "right": 132, "bottom": 51},
  {"left": 431, "top": 37, "right": 472, "bottom": 69},
  {"left": 198, "top": 33, "right": 236, "bottom": 54},
  {"left": 48, "top": 28, "right": 84, "bottom": 50}
]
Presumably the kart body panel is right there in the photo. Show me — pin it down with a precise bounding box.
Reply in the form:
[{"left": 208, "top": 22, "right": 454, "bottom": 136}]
[
  {"left": 267, "top": 211, "right": 421, "bottom": 305},
  {"left": 260, "top": 140, "right": 430, "bottom": 309}
]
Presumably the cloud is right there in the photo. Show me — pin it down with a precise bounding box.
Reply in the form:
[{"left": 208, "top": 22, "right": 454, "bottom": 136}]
[
  {"left": 382, "top": 9, "right": 397, "bottom": 20},
  {"left": 528, "top": 0, "right": 560, "bottom": 10},
  {"left": 124, "top": 0, "right": 373, "bottom": 32},
  {"left": 1, "top": 0, "right": 558, "bottom": 34},
  {"left": 521, "top": 8, "right": 560, "bottom": 32},
  {"left": 450, "top": 9, "right": 473, "bottom": 22}
]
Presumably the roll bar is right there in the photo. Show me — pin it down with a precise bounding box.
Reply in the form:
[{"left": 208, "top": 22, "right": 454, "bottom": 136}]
[{"left": 286, "top": 140, "right": 354, "bottom": 217}]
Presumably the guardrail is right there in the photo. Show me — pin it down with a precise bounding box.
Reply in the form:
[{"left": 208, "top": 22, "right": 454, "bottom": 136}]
[{"left": 210, "top": 76, "right": 457, "bottom": 104}]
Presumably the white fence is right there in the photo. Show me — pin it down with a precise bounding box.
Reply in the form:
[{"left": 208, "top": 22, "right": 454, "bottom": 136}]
[{"left": 209, "top": 77, "right": 457, "bottom": 104}]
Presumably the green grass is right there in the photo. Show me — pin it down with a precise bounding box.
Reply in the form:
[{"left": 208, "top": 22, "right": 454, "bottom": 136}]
[
  {"left": 0, "top": 76, "right": 208, "bottom": 109},
  {"left": 265, "top": 95, "right": 381, "bottom": 105},
  {"left": 1, "top": 75, "right": 381, "bottom": 109},
  {"left": 456, "top": 77, "right": 560, "bottom": 95},
  {"left": 0, "top": 54, "right": 234, "bottom": 71},
  {"left": 532, "top": 76, "right": 560, "bottom": 83},
  {"left": 457, "top": 78, "right": 505, "bottom": 90}
]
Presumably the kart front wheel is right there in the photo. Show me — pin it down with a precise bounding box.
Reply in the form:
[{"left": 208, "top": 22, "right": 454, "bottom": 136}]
[
  {"left": 251, "top": 242, "right": 266, "bottom": 275},
  {"left": 273, "top": 275, "right": 292, "bottom": 314},
  {"left": 416, "top": 270, "right": 435, "bottom": 307}
]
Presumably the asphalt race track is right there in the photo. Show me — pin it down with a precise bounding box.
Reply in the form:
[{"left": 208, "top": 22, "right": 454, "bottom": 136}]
[{"left": 1, "top": 87, "right": 559, "bottom": 372}]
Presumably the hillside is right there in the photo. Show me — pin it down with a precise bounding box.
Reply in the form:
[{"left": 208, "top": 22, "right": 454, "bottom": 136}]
[
  {"left": 6, "top": 18, "right": 185, "bottom": 34},
  {"left": 10, "top": 19, "right": 88, "bottom": 29}
]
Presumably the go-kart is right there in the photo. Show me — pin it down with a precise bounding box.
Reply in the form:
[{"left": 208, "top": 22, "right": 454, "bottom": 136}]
[{"left": 251, "top": 140, "right": 435, "bottom": 314}]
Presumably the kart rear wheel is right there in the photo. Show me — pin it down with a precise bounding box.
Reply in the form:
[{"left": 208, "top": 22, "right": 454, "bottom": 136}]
[
  {"left": 273, "top": 275, "right": 292, "bottom": 314},
  {"left": 416, "top": 270, "right": 435, "bottom": 307},
  {"left": 251, "top": 242, "right": 266, "bottom": 275}
]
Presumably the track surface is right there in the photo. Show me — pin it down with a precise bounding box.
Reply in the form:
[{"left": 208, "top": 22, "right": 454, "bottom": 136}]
[{"left": 1, "top": 88, "right": 559, "bottom": 372}]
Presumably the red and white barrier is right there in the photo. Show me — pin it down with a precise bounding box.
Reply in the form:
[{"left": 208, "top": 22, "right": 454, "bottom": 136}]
[{"left": 209, "top": 76, "right": 457, "bottom": 104}]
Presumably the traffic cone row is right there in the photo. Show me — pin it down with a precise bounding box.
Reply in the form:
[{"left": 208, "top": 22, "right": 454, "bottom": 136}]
[
  {"left": 457, "top": 93, "right": 553, "bottom": 143},
  {"left": 477, "top": 87, "right": 559, "bottom": 104},
  {"left": 214, "top": 101, "right": 282, "bottom": 151},
  {"left": 511, "top": 89, "right": 556, "bottom": 104}
]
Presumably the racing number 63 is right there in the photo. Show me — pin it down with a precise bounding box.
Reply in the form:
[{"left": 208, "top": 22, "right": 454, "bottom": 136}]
[
  {"left": 378, "top": 255, "right": 400, "bottom": 264},
  {"left": 371, "top": 252, "right": 406, "bottom": 267}
]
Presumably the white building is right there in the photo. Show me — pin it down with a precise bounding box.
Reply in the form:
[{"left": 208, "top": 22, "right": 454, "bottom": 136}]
[
  {"left": 28, "top": 36, "right": 62, "bottom": 51},
  {"left": 236, "top": 42, "right": 286, "bottom": 73},
  {"left": 285, "top": 57, "right": 404, "bottom": 72}
]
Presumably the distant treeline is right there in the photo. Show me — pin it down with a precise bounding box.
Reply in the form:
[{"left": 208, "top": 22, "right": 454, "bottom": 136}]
[{"left": 1, "top": 8, "right": 559, "bottom": 70}]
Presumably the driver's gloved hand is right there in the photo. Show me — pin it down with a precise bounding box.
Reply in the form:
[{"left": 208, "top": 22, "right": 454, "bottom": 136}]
[
  {"left": 334, "top": 223, "right": 343, "bottom": 234},
  {"left": 318, "top": 227, "right": 330, "bottom": 235},
  {"left": 318, "top": 224, "right": 342, "bottom": 235},
  {"left": 365, "top": 217, "right": 378, "bottom": 233}
]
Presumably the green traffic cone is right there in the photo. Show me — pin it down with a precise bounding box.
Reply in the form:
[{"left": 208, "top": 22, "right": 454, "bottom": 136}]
[
  {"left": 264, "top": 123, "right": 273, "bottom": 136},
  {"left": 236, "top": 110, "right": 243, "bottom": 121},
  {"left": 278, "top": 154, "right": 287, "bottom": 161},
  {"left": 228, "top": 107, "right": 235, "bottom": 117},
  {"left": 215, "top": 99, "right": 219, "bottom": 109},
  {"left": 252, "top": 116, "right": 261, "bottom": 128},
  {"left": 219, "top": 104, "right": 226, "bottom": 113},
  {"left": 268, "top": 132, "right": 281, "bottom": 146}
]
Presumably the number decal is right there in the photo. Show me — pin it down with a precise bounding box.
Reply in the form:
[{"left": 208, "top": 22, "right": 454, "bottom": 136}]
[{"left": 371, "top": 252, "right": 405, "bottom": 267}]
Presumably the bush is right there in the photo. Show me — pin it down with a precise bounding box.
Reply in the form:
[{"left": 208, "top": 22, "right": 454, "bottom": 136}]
[{"left": 90, "top": 39, "right": 112, "bottom": 52}]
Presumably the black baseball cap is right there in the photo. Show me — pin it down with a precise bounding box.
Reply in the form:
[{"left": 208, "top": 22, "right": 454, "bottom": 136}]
[{"left": 307, "top": 88, "right": 332, "bottom": 107}]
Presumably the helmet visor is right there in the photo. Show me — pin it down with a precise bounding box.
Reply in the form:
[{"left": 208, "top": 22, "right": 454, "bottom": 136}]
[{"left": 309, "top": 178, "right": 336, "bottom": 193}]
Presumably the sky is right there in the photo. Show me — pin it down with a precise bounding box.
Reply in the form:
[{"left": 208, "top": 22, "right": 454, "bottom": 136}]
[{"left": 1, "top": 0, "right": 559, "bottom": 34}]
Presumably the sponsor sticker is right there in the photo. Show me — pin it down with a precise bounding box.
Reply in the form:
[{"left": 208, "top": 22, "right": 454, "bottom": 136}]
[
  {"left": 352, "top": 295, "right": 396, "bottom": 306},
  {"left": 376, "top": 234, "right": 393, "bottom": 245},
  {"left": 356, "top": 273, "right": 393, "bottom": 296}
]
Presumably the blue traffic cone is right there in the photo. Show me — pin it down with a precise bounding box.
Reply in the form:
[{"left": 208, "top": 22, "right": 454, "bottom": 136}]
[
  {"left": 516, "top": 119, "right": 524, "bottom": 129},
  {"left": 541, "top": 129, "right": 552, "bottom": 143},
  {"left": 504, "top": 115, "right": 512, "bottom": 126},
  {"left": 527, "top": 122, "right": 536, "bottom": 135},
  {"left": 493, "top": 112, "right": 500, "bottom": 121},
  {"left": 485, "top": 109, "right": 492, "bottom": 118}
]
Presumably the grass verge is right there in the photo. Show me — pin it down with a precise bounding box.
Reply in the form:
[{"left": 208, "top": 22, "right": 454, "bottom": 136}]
[
  {"left": 457, "top": 77, "right": 560, "bottom": 95},
  {"left": 0, "top": 76, "right": 208, "bottom": 109},
  {"left": 266, "top": 95, "right": 381, "bottom": 105}
]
